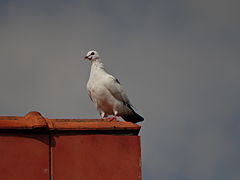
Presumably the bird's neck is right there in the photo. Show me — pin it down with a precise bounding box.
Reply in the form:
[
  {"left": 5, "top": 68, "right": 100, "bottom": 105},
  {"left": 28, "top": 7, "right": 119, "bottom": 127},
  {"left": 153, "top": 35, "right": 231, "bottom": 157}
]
[
  {"left": 90, "top": 59, "right": 106, "bottom": 75},
  {"left": 91, "top": 59, "right": 104, "bottom": 69}
]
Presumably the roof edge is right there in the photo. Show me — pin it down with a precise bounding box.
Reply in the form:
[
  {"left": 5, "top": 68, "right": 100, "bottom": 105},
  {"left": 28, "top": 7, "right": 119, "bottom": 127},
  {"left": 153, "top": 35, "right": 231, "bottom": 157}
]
[{"left": 0, "top": 112, "right": 141, "bottom": 134}]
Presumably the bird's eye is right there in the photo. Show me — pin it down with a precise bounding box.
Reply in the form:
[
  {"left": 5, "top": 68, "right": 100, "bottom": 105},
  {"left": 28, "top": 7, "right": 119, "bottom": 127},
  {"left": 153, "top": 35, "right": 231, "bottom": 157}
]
[{"left": 91, "top": 52, "right": 95, "bottom": 55}]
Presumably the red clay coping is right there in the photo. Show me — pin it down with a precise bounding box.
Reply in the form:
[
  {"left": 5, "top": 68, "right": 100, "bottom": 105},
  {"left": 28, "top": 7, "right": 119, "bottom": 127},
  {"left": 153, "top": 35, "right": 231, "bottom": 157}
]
[{"left": 0, "top": 112, "right": 141, "bottom": 132}]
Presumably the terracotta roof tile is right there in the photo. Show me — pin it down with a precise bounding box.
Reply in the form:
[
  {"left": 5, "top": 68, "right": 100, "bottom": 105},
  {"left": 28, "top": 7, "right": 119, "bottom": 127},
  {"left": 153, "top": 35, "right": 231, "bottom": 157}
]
[{"left": 0, "top": 112, "right": 141, "bottom": 134}]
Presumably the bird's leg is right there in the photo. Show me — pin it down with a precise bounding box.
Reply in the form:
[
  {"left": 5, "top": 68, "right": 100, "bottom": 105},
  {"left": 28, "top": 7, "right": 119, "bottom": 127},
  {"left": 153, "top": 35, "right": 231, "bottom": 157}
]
[
  {"left": 100, "top": 112, "right": 113, "bottom": 121},
  {"left": 100, "top": 112, "right": 106, "bottom": 119},
  {"left": 100, "top": 111, "right": 118, "bottom": 122},
  {"left": 113, "top": 111, "right": 118, "bottom": 121},
  {"left": 106, "top": 111, "right": 118, "bottom": 122}
]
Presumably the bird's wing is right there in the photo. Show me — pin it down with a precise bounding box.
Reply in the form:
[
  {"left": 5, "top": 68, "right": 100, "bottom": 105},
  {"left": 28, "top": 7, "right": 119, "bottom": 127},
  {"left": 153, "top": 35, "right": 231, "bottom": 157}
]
[
  {"left": 103, "top": 75, "right": 131, "bottom": 106},
  {"left": 87, "top": 89, "right": 93, "bottom": 102}
]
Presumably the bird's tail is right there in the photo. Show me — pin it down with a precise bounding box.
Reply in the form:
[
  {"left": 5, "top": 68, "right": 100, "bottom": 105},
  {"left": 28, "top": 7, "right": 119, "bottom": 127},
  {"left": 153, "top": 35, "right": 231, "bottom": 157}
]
[{"left": 122, "top": 111, "right": 144, "bottom": 123}]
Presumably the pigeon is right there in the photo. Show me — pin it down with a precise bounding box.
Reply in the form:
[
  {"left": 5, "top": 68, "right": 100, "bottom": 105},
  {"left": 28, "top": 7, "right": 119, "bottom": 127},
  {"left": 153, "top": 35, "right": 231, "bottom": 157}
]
[{"left": 84, "top": 50, "right": 144, "bottom": 123}]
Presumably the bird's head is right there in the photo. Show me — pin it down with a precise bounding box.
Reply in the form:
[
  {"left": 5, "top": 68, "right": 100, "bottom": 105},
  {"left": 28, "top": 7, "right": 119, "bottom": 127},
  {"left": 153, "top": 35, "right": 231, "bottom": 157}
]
[{"left": 84, "top": 50, "right": 100, "bottom": 61}]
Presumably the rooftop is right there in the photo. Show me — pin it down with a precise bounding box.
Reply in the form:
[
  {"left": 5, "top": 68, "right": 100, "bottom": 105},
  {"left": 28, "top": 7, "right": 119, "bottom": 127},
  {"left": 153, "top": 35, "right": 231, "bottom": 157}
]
[{"left": 0, "top": 112, "right": 141, "bottom": 135}]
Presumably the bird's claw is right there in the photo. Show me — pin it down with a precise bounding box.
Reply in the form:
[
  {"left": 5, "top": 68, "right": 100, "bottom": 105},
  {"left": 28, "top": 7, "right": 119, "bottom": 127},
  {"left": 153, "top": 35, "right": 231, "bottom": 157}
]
[{"left": 104, "top": 116, "right": 118, "bottom": 122}]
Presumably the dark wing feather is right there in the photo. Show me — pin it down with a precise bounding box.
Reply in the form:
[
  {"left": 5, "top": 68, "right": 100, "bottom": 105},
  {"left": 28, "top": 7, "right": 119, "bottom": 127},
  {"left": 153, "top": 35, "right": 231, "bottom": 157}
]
[{"left": 121, "top": 104, "right": 144, "bottom": 123}]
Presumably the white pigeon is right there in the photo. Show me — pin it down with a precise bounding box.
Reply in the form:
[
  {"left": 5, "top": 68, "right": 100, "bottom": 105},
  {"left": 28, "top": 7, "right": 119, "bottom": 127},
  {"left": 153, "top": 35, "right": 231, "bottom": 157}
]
[{"left": 84, "top": 50, "right": 144, "bottom": 123}]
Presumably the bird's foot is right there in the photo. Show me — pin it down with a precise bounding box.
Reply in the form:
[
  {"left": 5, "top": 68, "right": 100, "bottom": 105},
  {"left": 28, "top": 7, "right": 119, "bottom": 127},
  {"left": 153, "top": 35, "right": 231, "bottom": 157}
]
[{"left": 104, "top": 116, "right": 118, "bottom": 122}]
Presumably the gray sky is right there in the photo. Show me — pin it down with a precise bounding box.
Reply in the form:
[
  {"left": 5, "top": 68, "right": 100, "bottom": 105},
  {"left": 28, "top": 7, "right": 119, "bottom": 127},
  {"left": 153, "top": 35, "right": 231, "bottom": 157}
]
[{"left": 1, "top": 0, "right": 240, "bottom": 179}]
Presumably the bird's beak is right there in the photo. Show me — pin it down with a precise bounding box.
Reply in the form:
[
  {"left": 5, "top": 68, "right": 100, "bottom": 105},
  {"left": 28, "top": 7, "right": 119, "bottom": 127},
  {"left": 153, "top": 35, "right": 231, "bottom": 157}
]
[{"left": 84, "top": 56, "right": 89, "bottom": 60}]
